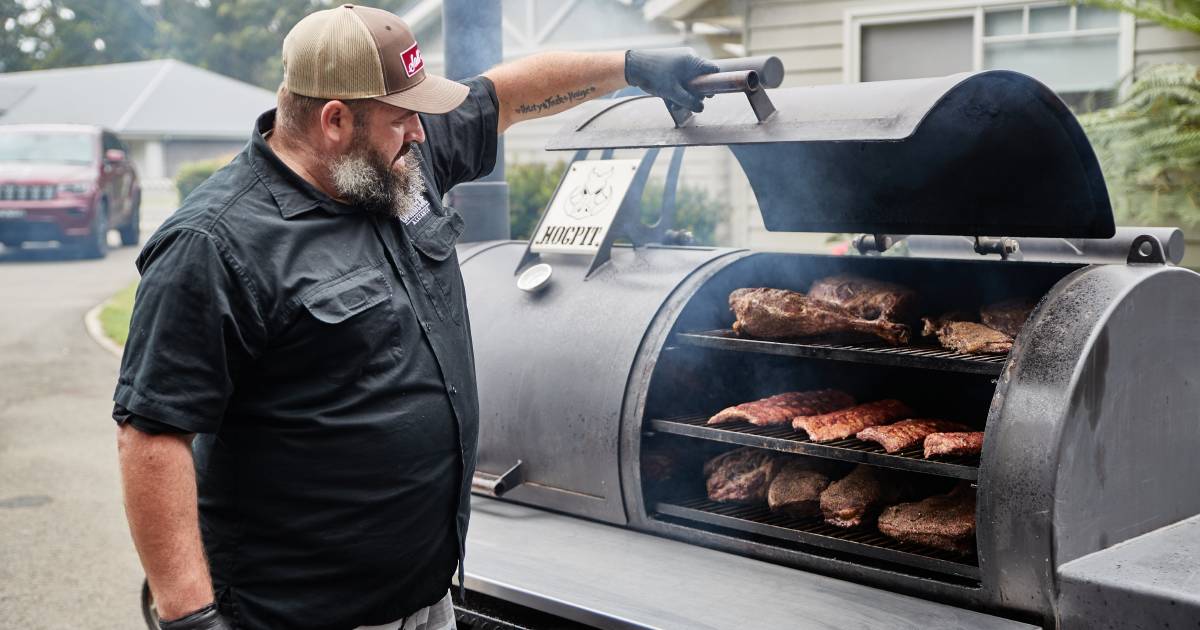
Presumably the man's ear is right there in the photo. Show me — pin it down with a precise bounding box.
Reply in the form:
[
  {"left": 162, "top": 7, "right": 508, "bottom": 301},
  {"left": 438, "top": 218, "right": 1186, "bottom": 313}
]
[{"left": 319, "top": 100, "right": 356, "bottom": 148}]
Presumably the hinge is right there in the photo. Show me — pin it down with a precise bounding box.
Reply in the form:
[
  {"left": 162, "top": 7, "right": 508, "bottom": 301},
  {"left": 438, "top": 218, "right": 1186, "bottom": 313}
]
[
  {"left": 974, "top": 236, "right": 1020, "bottom": 260},
  {"left": 1127, "top": 234, "right": 1167, "bottom": 265}
]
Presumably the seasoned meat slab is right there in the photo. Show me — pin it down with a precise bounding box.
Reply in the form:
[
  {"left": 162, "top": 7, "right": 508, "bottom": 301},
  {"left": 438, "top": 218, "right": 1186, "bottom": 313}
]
[
  {"left": 767, "top": 460, "right": 832, "bottom": 517},
  {"left": 708, "top": 389, "right": 856, "bottom": 427},
  {"left": 793, "top": 399, "right": 914, "bottom": 443},
  {"left": 704, "top": 447, "right": 780, "bottom": 503},
  {"left": 980, "top": 298, "right": 1036, "bottom": 338},
  {"left": 808, "top": 274, "right": 917, "bottom": 322},
  {"left": 922, "top": 314, "right": 1013, "bottom": 355},
  {"left": 730, "top": 288, "right": 911, "bottom": 346},
  {"left": 856, "top": 419, "right": 971, "bottom": 453},
  {"left": 924, "top": 432, "right": 986, "bottom": 458},
  {"left": 878, "top": 485, "right": 977, "bottom": 554},
  {"left": 819, "top": 464, "right": 908, "bottom": 528}
]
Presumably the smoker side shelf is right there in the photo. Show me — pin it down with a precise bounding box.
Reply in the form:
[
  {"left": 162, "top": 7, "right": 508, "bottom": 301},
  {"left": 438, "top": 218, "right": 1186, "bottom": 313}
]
[
  {"left": 648, "top": 416, "right": 980, "bottom": 481},
  {"left": 654, "top": 497, "right": 981, "bottom": 581},
  {"left": 677, "top": 330, "right": 1007, "bottom": 376}
]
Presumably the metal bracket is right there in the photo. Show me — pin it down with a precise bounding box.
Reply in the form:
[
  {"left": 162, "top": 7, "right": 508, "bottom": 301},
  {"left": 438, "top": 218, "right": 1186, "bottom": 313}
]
[
  {"left": 852, "top": 233, "right": 895, "bottom": 255},
  {"left": 667, "top": 69, "right": 777, "bottom": 127},
  {"left": 471, "top": 460, "right": 524, "bottom": 498},
  {"left": 974, "top": 236, "right": 1020, "bottom": 260},
  {"left": 1127, "top": 234, "right": 1167, "bottom": 265}
]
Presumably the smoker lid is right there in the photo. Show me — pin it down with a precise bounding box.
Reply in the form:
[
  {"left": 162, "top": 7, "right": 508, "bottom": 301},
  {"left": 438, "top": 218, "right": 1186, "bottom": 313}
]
[{"left": 547, "top": 71, "right": 1115, "bottom": 238}]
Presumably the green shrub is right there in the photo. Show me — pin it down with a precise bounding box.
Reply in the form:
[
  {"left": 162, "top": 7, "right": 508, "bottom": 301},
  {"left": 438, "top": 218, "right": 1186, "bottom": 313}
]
[
  {"left": 507, "top": 161, "right": 567, "bottom": 240},
  {"left": 175, "top": 155, "right": 234, "bottom": 202}
]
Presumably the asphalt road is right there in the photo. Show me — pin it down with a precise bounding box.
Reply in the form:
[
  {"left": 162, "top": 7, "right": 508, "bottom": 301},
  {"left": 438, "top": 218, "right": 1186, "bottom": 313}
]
[{"left": 0, "top": 222, "right": 164, "bottom": 627}]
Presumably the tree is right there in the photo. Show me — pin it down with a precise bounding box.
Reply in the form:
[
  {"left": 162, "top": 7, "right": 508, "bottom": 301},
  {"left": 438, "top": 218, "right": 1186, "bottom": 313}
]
[
  {"left": 1079, "top": 0, "right": 1200, "bottom": 232},
  {"left": 1, "top": 0, "right": 157, "bottom": 72}
]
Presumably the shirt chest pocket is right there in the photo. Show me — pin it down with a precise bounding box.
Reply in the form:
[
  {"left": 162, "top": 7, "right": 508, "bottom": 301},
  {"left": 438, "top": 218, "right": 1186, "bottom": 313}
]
[
  {"left": 408, "top": 208, "right": 466, "bottom": 324},
  {"left": 298, "top": 267, "right": 399, "bottom": 381}
]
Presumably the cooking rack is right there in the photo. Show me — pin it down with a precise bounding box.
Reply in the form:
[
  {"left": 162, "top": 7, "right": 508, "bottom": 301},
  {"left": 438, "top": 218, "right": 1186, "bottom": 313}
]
[
  {"left": 654, "top": 496, "right": 980, "bottom": 580},
  {"left": 677, "top": 330, "right": 1007, "bottom": 376},
  {"left": 648, "top": 415, "right": 980, "bottom": 480}
]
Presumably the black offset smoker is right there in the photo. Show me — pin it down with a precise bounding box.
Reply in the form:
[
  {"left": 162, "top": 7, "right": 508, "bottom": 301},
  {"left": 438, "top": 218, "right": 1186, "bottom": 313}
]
[{"left": 456, "top": 66, "right": 1200, "bottom": 629}]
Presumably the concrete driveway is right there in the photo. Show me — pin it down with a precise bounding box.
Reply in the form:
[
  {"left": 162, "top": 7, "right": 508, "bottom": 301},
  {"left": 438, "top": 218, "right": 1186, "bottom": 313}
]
[{"left": 0, "top": 225, "right": 161, "bottom": 627}]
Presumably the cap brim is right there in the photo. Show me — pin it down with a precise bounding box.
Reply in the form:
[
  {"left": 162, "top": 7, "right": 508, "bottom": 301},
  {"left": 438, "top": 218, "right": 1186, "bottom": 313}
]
[{"left": 374, "top": 74, "right": 469, "bottom": 114}]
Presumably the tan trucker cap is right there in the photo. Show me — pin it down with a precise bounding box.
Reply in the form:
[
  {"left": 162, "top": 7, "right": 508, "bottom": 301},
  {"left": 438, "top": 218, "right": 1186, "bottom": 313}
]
[{"left": 282, "top": 4, "right": 468, "bottom": 114}]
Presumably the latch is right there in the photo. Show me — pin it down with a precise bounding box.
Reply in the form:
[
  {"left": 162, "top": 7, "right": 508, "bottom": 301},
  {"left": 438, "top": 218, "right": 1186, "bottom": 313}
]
[
  {"left": 853, "top": 233, "right": 897, "bottom": 255},
  {"left": 974, "top": 236, "right": 1020, "bottom": 260}
]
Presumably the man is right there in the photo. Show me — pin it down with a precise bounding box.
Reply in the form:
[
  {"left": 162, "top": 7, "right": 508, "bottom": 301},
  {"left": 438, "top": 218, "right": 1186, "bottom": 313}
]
[{"left": 114, "top": 5, "right": 715, "bottom": 630}]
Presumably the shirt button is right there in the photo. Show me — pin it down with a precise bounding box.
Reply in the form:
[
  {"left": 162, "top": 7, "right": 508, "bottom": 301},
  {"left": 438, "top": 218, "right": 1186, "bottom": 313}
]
[
  {"left": 449, "top": 385, "right": 458, "bottom": 395},
  {"left": 424, "top": 322, "right": 433, "bottom": 333}
]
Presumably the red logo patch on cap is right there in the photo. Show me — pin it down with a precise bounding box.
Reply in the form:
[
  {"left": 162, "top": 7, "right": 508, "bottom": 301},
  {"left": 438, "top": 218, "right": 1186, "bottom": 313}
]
[{"left": 401, "top": 42, "right": 424, "bottom": 78}]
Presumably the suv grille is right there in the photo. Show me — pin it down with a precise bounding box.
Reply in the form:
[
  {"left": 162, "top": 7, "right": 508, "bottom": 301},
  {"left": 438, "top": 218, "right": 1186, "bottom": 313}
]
[{"left": 0, "top": 184, "right": 57, "bottom": 201}]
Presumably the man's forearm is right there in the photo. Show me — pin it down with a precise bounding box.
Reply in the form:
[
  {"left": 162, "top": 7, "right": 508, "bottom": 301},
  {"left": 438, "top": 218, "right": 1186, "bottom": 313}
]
[
  {"left": 117, "top": 424, "right": 214, "bottom": 620},
  {"left": 483, "top": 50, "right": 627, "bottom": 133}
]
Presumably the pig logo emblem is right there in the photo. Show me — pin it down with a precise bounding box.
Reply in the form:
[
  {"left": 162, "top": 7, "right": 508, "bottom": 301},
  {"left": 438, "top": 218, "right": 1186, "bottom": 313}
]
[
  {"left": 401, "top": 43, "right": 424, "bottom": 78},
  {"left": 566, "top": 164, "right": 614, "bottom": 219}
]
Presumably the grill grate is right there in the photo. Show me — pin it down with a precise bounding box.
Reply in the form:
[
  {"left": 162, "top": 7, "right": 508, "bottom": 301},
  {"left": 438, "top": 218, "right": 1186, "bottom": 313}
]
[
  {"left": 677, "top": 330, "right": 1007, "bottom": 376},
  {"left": 0, "top": 184, "right": 56, "bottom": 201},
  {"left": 655, "top": 496, "right": 980, "bottom": 580},
  {"left": 649, "top": 415, "right": 980, "bottom": 480}
]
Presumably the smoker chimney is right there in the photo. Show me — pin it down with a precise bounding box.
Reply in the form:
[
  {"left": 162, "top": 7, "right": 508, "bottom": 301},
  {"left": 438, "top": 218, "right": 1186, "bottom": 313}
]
[{"left": 442, "top": 0, "right": 510, "bottom": 242}]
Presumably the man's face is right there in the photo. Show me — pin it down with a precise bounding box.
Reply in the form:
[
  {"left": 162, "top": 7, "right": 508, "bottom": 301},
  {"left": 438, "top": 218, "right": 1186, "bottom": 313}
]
[{"left": 328, "top": 103, "right": 427, "bottom": 219}]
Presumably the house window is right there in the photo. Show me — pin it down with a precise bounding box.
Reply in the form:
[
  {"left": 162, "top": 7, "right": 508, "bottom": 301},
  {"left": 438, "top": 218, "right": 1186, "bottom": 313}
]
[{"left": 849, "top": 2, "right": 1130, "bottom": 111}]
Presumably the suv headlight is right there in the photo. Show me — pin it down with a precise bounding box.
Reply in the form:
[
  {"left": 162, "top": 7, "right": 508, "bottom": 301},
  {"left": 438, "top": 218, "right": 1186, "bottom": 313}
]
[{"left": 58, "top": 181, "right": 95, "bottom": 195}]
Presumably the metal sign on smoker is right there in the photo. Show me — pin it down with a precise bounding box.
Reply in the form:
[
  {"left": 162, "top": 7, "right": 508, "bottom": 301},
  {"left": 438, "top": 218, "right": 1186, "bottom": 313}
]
[{"left": 515, "top": 54, "right": 783, "bottom": 292}]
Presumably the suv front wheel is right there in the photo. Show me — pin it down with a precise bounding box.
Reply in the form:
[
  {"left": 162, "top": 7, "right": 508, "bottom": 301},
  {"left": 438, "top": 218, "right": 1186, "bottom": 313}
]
[{"left": 78, "top": 199, "right": 109, "bottom": 259}]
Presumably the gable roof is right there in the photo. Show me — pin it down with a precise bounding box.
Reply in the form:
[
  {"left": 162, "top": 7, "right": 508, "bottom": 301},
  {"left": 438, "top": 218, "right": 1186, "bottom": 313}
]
[{"left": 0, "top": 59, "right": 276, "bottom": 140}]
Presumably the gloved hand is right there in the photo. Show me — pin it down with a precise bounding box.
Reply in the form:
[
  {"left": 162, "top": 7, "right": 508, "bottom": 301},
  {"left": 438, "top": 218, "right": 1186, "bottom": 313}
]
[
  {"left": 158, "top": 603, "right": 233, "bottom": 630},
  {"left": 625, "top": 48, "right": 720, "bottom": 113}
]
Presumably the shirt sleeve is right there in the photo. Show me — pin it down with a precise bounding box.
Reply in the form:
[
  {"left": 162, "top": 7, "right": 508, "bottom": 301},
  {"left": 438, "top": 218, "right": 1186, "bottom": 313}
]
[
  {"left": 112, "top": 403, "right": 190, "bottom": 435},
  {"left": 113, "top": 228, "right": 265, "bottom": 434},
  {"left": 418, "top": 76, "right": 500, "bottom": 194}
]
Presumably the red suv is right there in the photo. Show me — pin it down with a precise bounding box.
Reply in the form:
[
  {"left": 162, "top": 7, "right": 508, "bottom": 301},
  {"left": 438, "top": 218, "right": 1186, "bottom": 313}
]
[{"left": 0, "top": 124, "right": 141, "bottom": 258}]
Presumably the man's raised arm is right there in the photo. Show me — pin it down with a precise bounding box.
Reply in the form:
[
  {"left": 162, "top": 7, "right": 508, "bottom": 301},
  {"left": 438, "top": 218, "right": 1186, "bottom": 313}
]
[{"left": 483, "top": 49, "right": 718, "bottom": 133}]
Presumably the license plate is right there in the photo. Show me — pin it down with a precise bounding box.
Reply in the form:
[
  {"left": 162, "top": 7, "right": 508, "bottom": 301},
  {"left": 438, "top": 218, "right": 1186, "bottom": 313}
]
[{"left": 0, "top": 209, "right": 26, "bottom": 219}]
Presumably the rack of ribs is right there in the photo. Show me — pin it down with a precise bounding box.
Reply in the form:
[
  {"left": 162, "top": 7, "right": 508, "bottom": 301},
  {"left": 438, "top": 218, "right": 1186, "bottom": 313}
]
[
  {"left": 856, "top": 419, "right": 971, "bottom": 453},
  {"left": 878, "top": 484, "right": 977, "bottom": 554},
  {"left": 922, "top": 313, "right": 1013, "bottom": 355},
  {"left": 729, "top": 288, "right": 911, "bottom": 346},
  {"left": 793, "top": 399, "right": 913, "bottom": 442},
  {"left": 980, "top": 298, "right": 1036, "bottom": 338},
  {"left": 807, "top": 274, "right": 918, "bottom": 322},
  {"left": 767, "top": 459, "right": 833, "bottom": 517},
  {"left": 704, "top": 447, "right": 781, "bottom": 503},
  {"left": 819, "top": 464, "right": 910, "bottom": 528},
  {"left": 924, "top": 432, "right": 985, "bottom": 458},
  {"left": 707, "top": 389, "right": 856, "bottom": 426}
]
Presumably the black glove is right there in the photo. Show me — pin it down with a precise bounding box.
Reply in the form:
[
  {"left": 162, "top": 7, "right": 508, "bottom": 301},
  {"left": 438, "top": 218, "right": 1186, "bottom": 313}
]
[
  {"left": 625, "top": 48, "right": 720, "bottom": 113},
  {"left": 159, "top": 603, "right": 233, "bottom": 630}
]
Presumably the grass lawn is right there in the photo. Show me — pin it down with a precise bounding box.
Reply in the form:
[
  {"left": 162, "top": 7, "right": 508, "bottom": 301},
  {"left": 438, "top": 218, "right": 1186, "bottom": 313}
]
[{"left": 99, "top": 281, "right": 138, "bottom": 347}]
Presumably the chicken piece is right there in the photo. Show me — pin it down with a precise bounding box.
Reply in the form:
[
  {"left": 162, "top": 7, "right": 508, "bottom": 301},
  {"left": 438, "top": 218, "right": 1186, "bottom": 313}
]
[
  {"left": 819, "top": 465, "right": 910, "bottom": 528},
  {"left": 708, "top": 389, "right": 856, "bottom": 427},
  {"left": 704, "top": 447, "right": 780, "bottom": 504},
  {"left": 980, "top": 298, "right": 1036, "bottom": 338},
  {"left": 793, "top": 399, "right": 913, "bottom": 443},
  {"left": 807, "top": 274, "right": 917, "bottom": 322},
  {"left": 923, "top": 432, "right": 985, "bottom": 458},
  {"left": 856, "top": 419, "right": 971, "bottom": 453},
  {"left": 730, "top": 288, "right": 911, "bottom": 346},
  {"left": 767, "top": 459, "right": 832, "bottom": 518},
  {"left": 878, "top": 484, "right": 977, "bottom": 554},
  {"left": 922, "top": 314, "right": 1013, "bottom": 355}
]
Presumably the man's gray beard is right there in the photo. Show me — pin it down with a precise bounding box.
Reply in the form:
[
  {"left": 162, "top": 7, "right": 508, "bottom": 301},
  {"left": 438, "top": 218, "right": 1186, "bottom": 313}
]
[{"left": 329, "top": 142, "right": 425, "bottom": 220}]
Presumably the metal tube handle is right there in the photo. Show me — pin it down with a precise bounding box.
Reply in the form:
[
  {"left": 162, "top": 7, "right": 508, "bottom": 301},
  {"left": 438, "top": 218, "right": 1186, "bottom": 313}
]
[
  {"left": 687, "top": 70, "right": 760, "bottom": 96},
  {"left": 712, "top": 56, "right": 785, "bottom": 88},
  {"left": 471, "top": 460, "right": 524, "bottom": 497}
]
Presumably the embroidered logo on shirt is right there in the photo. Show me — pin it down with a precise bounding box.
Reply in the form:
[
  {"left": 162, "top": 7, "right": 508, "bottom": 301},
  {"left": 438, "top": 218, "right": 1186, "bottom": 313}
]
[
  {"left": 400, "top": 197, "right": 432, "bottom": 225},
  {"left": 401, "top": 43, "right": 424, "bottom": 78}
]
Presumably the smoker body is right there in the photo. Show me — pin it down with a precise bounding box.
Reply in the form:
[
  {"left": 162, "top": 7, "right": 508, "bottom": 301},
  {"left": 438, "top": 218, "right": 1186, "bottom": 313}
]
[{"left": 455, "top": 71, "right": 1200, "bottom": 629}]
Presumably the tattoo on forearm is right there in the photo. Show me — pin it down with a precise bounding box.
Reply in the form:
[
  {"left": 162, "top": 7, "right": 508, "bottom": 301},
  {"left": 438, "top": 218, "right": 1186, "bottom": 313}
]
[{"left": 515, "top": 86, "right": 597, "bottom": 115}]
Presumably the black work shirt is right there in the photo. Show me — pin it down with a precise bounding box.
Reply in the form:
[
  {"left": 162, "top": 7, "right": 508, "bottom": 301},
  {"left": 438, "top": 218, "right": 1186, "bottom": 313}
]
[{"left": 113, "top": 77, "right": 497, "bottom": 630}]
